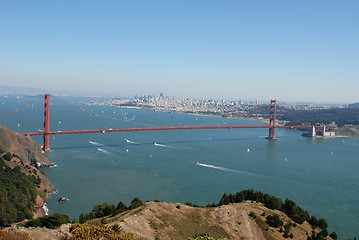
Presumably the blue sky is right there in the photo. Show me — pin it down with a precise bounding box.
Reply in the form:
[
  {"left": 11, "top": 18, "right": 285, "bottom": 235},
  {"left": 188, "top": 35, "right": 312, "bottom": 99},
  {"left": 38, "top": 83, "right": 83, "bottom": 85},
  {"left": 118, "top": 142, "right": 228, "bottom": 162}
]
[{"left": 0, "top": 0, "right": 358, "bottom": 103}]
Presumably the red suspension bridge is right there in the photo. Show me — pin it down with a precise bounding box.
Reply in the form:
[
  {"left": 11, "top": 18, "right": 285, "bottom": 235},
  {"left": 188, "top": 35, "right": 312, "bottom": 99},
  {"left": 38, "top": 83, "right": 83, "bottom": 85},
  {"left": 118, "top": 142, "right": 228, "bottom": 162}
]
[{"left": 1, "top": 94, "right": 322, "bottom": 151}]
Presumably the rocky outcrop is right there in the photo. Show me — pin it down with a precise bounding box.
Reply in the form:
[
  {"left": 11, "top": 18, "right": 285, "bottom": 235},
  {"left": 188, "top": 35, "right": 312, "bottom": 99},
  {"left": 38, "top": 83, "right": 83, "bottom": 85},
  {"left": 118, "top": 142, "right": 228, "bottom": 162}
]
[{"left": 0, "top": 126, "right": 52, "bottom": 167}]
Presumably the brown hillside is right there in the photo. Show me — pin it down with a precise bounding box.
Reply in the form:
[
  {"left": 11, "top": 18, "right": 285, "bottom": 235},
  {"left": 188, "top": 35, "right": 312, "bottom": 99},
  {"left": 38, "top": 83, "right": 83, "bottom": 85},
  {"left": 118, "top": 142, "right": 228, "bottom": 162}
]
[
  {"left": 14, "top": 201, "right": 328, "bottom": 240},
  {"left": 0, "top": 126, "right": 51, "bottom": 167},
  {"left": 93, "top": 201, "right": 324, "bottom": 240}
]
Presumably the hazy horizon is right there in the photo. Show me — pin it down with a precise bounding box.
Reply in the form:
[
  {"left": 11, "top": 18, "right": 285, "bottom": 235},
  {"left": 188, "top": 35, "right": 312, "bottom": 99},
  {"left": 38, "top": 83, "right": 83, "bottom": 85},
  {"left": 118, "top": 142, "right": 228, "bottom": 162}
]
[
  {"left": 1, "top": 1, "right": 358, "bottom": 103},
  {"left": 1, "top": 84, "right": 357, "bottom": 106}
]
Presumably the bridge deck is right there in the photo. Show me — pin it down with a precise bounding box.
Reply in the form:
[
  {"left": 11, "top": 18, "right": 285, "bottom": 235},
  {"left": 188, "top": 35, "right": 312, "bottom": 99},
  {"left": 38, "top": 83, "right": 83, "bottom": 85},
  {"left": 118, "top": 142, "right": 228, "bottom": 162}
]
[{"left": 25, "top": 125, "right": 317, "bottom": 136}]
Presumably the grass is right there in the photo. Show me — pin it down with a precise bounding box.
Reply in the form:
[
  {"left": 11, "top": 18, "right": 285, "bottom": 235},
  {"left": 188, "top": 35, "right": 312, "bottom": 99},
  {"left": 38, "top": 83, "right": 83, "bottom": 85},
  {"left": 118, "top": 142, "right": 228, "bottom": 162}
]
[{"left": 0, "top": 231, "right": 31, "bottom": 240}]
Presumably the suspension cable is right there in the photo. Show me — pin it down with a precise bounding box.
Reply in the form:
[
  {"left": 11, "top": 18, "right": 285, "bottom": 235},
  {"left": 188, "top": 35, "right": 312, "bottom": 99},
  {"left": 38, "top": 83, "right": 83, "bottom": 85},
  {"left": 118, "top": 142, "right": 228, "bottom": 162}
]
[{"left": 0, "top": 95, "right": 44, "bottom": 118}]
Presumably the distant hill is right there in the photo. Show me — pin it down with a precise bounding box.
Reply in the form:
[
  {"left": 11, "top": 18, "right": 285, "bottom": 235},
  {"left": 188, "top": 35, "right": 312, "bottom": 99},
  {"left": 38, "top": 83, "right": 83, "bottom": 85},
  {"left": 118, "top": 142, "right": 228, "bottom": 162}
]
[{"left": 348, "top": 103, "right": 359, "bottom": 108}]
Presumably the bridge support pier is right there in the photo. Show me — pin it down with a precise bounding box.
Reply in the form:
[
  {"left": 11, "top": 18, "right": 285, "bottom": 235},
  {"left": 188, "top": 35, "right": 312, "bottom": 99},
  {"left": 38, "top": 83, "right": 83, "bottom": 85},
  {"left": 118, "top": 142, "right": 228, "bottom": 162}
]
[
  {"left": 268, "top": 100, "right": 277, "bottom": 140},
  {"left": 43, "top": 94, "right": 50, "bottom": 151}
]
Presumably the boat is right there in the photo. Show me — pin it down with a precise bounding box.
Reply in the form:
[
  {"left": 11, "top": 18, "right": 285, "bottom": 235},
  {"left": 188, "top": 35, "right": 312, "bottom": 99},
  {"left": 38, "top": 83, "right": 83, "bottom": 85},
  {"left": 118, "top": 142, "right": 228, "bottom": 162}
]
[
  {"left": 153, "top": 142, "right": 157, "bottom": 145},
  {"left": 58, "top": 197, "right": 69, "bottom": 202},
  {"left": 125, "top": 139, "right": 130, "bottom": 143}
]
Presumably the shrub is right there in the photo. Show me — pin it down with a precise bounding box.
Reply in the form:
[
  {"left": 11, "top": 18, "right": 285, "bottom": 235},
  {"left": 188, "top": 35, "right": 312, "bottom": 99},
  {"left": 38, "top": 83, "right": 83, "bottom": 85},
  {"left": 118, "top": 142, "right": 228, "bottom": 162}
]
[
  {"left": 329, "top": 231, "right": 337, "bottom": 240},
  {"left": 188, "top": 233, "right": 227, "bottom": 240},
  {"left": 0, "top": 158, "right": 41, "bottom": 226},
  {"left": 129, "top": 197, "right": 143, "bottom": 210},
  {"left": 266, "top": 214, "right": 283, "bottom": 228},
  {"left": 249, "top": 211, "right": 256, "bottom": 219},
  {"left": 24, "top": 213, "right": 69, "bottom": 229},
  {"left": 283, "top": 223, "right": 292, "bottom": 238},
  {"left": 2, "top": 152, "right": 12, "bottom": 161},
  {"left": 69, "top": 223, "right": 138, "bottom": 240}
]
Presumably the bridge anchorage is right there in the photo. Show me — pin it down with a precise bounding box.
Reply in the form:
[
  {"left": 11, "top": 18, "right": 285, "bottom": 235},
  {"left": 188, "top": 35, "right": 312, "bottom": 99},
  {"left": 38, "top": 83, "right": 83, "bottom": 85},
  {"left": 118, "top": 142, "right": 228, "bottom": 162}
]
[{"left": 22, "top": 94, "right": 324, "bottom": 151}]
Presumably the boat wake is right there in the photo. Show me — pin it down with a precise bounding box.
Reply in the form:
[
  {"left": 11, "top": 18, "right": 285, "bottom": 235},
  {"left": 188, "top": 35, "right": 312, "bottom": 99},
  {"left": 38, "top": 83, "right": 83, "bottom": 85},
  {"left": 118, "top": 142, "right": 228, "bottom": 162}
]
[
  {"left": 97, "top": 148, "right": 111, "bottom": 154},
  {"left": 89, "top": 141, "right": 104, "bottom": 146},
  {"left": 124, "top": 139, "right": 138, "bottom": 144},
  {"left": 153, "top": 142, "right": 171, "bottom": 148},
  {"left": 196, "top": 162, "right": 240, "bottom": 173},
  {"left": 196, "top": 162, "right": 268, "bottom": 178}
]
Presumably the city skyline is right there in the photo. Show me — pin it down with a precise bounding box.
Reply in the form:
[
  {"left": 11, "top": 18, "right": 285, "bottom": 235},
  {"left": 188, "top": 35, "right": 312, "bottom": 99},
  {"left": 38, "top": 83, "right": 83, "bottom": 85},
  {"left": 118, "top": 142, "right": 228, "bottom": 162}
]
[{"left": 1, "top": 0, "right": 358, "bottom": 103}]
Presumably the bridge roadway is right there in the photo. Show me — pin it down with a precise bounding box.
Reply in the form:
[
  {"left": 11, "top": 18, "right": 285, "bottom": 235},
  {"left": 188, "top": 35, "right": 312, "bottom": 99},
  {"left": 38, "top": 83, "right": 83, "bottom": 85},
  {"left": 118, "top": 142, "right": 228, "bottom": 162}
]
[{"left": 25, "top": 125, "right": 318, "bottom": 137}]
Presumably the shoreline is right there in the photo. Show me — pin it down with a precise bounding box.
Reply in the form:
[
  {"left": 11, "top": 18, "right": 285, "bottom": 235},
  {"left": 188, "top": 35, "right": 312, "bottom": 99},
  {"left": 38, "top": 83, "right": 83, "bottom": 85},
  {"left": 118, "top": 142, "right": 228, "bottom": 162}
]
[{"left": 88, "top": 104, "right": 359, "bottom": 138}]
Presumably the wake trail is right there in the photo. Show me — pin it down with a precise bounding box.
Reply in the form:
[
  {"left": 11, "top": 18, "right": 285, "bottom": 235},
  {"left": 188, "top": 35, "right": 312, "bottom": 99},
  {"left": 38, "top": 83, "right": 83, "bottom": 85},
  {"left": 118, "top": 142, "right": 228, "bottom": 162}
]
[
  {"left": 124, "top": 139, "right": 139, "bottom": 144},
  {"left": 89, "top": 141, "right": 104, "bottom": 146},
  {"left": 196, "top": 162, "right": 240, "bottom": 173},
  {"left": 153, "top": 142, "right": 171, "bottom": 148},
  {"left": 196, "top": 162, "right": 268, "bottom": 178},
  {"left": 97, "top": 148, "right": 111, "bottom": 154}
]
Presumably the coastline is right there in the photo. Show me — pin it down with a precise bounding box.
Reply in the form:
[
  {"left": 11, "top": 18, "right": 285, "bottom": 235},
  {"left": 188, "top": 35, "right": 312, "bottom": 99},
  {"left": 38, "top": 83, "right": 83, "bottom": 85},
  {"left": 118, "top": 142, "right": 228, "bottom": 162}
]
[{"left": 87, "top": 103, "right": 359, "bottom": 138}]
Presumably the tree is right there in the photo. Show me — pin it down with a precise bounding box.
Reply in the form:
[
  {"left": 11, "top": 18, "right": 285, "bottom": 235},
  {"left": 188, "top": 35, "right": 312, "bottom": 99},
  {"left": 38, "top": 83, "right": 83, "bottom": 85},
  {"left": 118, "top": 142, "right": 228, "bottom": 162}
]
[
  {"left": 79, "top": 213, "right": 86, "bottom": 223},
  {"left": 129, "top": 197, "right": 143, "bottom": 210},
  {"left": 317, "top": 218, "right": 328, "bottom": 230},
  {"left": 282, "top": 199, "right": 309, "bottom": 224},
  {"left": 266, "top": 214, "right": 283, "bottom": 228},
  {"left": 116, "top": 201, "right": 127, "bottom": 213},
  {"left": 329, "top": 231, "right": 337, "bottom": 240}
]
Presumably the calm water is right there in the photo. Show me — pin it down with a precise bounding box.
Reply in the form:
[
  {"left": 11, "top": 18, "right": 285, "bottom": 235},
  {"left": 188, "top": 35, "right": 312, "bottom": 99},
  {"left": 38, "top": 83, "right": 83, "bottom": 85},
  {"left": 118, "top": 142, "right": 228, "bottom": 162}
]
[{"left": 1, "top": 96, "right": 358, "bottom": 238}]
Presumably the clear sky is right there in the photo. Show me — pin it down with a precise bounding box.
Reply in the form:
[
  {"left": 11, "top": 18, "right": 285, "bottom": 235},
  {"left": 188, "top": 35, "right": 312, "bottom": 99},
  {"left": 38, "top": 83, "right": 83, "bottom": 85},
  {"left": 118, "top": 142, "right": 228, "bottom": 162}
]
[{"left": 0, "top": 0, "right": 358, "bottom": 103}]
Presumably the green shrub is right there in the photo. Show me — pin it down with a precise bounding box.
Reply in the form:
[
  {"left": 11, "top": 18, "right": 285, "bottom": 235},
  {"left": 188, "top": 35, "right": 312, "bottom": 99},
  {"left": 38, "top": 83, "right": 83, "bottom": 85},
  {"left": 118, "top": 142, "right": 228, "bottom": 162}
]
[
  {"left": 129, "top": 197, "right": 143, "bottom": 210},
  {"left": 329, "top": 231, "right": 338, "bottom": 240},
  {"left": 24, "top": 213, "right": 69, "bottom": 229},
  {"left": 0, "top": 159, "right": 41, "bottom": 226},
  {"left": 266, "top": 214, "right": 283, "bottom": 228},
  {"left": 249, "top": 211, "right": 256, "bottom": 219},
  {"left": 2, "top": 152, "right": 12, "bottom": 161}
]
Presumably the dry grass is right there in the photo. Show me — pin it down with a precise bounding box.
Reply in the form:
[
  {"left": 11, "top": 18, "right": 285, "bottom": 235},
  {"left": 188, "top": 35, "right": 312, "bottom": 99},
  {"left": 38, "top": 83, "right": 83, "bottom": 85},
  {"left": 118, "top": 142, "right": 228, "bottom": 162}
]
[{"left": 0, "top": 230, "right": 31, "bottom": 240}]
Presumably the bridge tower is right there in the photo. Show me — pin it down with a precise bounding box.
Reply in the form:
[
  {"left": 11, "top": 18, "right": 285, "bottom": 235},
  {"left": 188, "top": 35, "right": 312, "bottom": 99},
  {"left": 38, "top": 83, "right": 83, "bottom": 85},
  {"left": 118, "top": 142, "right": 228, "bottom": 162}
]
[
  {"left": 268, "top": 100, "right": 277, "bottom": 140},
  {"left": 43, "top": 94, "right": 50, "bottom": 151}
]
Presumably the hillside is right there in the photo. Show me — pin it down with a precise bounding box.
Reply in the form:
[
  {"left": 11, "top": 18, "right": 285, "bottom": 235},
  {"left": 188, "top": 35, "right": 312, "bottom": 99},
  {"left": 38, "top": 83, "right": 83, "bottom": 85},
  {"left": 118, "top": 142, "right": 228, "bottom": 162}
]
[
  {"left": 0, "top": 126, "right": 52, "bottom": 167},
  {"left": 0, "top": 126, "right": 54, "bottom": 226},
  {"left": 13, "top": 201, "right": 332, "bottom": 240}
]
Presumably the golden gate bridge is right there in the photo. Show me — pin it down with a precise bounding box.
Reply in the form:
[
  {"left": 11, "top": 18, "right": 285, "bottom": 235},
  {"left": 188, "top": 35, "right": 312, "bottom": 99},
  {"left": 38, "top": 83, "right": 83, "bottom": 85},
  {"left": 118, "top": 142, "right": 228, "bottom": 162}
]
[{"left": 1, "top": 94, "right": 321, "bottom": 151}]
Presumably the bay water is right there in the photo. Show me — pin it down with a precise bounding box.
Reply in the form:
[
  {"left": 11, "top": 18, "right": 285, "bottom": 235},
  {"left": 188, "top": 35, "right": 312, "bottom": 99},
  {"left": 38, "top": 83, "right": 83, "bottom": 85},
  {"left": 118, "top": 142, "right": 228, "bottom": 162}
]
[{"left": 1, "top": 96, "right": 358, "bottom": 238}]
